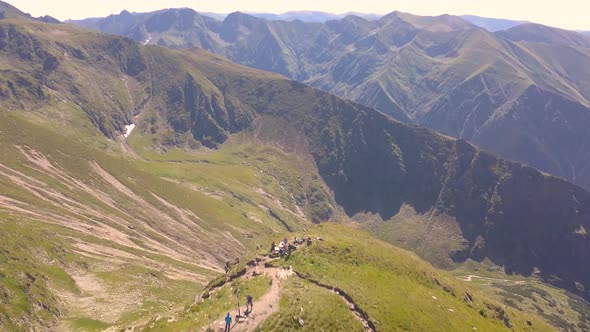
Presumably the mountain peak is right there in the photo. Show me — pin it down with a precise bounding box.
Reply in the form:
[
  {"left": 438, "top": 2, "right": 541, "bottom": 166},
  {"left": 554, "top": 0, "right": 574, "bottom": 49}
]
[
  {"left": 381, "top": 11, "right": 473, "bottom": 32},
  {"left": 36, "top": 15, "right": 61, "bottom": 24},
  {"left": 341, "top": 13, "right": 368, "bottom": 23},
  {"left": 380, "top": 10, "right": 402, "bottom": 20},
  {"left": 226, "top": 11, "right": 256, "bottom": 18},
  {"left": 223, "top": 11, "right": 262, "bottom": 26}
]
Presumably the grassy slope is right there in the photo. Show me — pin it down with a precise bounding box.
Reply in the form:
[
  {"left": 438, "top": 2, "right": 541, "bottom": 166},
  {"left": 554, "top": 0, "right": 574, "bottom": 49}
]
[
  {"left": 257, "top": 277, "right": 366, "bottom": 331},
  {"left": 0, "top": 110, "right": 206, "bottom": 330},
  {"left": 369, "top": 229, "right": 590, "bottom": 331},
  {"left": 0, "top": 108, "right": 316, "bottom": 330},
  {"left": 454, "top": 259, "right": 590, "bottom": 331},
  {"left": 0, "top": 215, "right": 79, "bottom": 330},
  {"left": 152, "top": 223, "right": 555, "bottom": 331},
  {"left": 0, "top": 19, "right": 326, "bottom": 330},
  {"left": 272, "top": 224, "right": 555, "bottom": 331}
]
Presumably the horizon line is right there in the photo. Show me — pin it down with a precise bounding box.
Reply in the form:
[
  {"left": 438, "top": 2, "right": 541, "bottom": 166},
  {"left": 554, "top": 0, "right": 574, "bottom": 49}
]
[{"left": 62, "top": 8, "right": 590, "bottom": 33}]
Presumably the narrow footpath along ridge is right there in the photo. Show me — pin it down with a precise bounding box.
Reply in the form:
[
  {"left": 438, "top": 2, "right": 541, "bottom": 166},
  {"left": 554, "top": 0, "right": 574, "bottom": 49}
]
[
  {"left": 202, "top": 256, "right": 292, "bottom": 331},
  {"left": 200, "top": 255, "right": 376, "bottom": 331}
]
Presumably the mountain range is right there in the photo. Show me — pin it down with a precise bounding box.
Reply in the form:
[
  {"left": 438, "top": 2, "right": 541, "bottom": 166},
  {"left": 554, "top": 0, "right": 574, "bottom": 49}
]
[
  {"left": 70, "top": 8, "right": 590, "bottom": 194},
  {"left": 73, "top": 9, "right": 590, "bottom": 33},
  {"left": 249, "top": 11, "right": 382, "bottom": 22},
  {"left": 2, "top": 1, "right": 590, "bottom": 330}
]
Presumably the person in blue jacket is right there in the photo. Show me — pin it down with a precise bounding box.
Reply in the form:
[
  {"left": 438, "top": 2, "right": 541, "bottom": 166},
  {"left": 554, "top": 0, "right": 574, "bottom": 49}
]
[
  {"left": 247, "top": 294, "right": 253, "bottom": 312},
  {"left": 224, "top": 312, "right": 231, "bottom": 332}
]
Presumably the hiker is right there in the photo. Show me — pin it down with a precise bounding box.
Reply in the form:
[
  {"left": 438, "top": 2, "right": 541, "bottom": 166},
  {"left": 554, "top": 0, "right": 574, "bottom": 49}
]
[
  {"left": 224, "top": 312, "right": 231, "bottom": 332},
  {"left": 278, "top": 241, "right": 284, "bottom": 251},
  {"left": 270, "top": 241, "right": 276, "bottom": 253},
  {"left": 247, "top": 294, "right": 253, "bottom": 312},
  {"left": 286, "top": 243, "right": 293, "bottom": 257},
  {"left": 283, "top": 237, "right": 288, "bottom": 244}
]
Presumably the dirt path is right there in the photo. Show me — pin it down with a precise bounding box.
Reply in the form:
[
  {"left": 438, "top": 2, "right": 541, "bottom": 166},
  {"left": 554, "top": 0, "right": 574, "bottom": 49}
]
[
  {"left": 205, "top": 257, "right": 293, "bottom": 331},
  {"left": 203, "top": 256, "right": 375, "bottom": 332}
]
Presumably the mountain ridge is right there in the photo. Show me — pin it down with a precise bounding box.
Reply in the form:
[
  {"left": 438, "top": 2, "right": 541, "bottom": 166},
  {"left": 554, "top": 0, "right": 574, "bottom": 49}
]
[{"left": 68, "top": 8, "right": 590, "bottom": 192}]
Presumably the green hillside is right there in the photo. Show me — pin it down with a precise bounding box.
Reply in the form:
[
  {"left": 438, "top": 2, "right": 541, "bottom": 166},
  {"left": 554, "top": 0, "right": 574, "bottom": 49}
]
[
  {"left": 0, "top": 10, "right": 590, "bottom": 331},
  {"left": 149, "top": 224, "right": 555, "bottom": 331},
  {"left": 0, "top": 109, "right": 315, "bottom": 330}
]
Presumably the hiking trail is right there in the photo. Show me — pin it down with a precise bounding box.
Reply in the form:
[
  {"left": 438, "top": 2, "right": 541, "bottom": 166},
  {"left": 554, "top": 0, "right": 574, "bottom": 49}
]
[{"left": 201, "top": 255, "right": 375, "bottom": 332}]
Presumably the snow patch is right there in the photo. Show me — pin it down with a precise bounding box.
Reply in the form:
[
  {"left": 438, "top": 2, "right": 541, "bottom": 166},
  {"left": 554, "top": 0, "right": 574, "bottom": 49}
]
[
  {"left": 123, "top": 124, "right": 135, "bottom": 138},
  {"left": 143, "top": 36, "right": 151, "bottom": 45}
]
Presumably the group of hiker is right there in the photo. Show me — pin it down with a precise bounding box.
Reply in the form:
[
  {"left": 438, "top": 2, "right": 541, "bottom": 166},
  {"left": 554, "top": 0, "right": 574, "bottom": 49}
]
[
  {"left": 270, "top": 237, "right": 295, "bottom": 257},
  {"left": 269, "top": 235, "right": 323, "bottom": 258},
  {"left": 219, "top": 235, "right": 324, "bottom": 331},
  {"left": 223, "top": 294, "right": 253, "bottom": 331}
]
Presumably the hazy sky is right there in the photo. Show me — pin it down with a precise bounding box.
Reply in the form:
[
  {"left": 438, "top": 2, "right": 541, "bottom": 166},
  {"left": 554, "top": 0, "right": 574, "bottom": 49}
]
[{"left": 9, "top": 0, "right": 590, "bottom": 30}]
